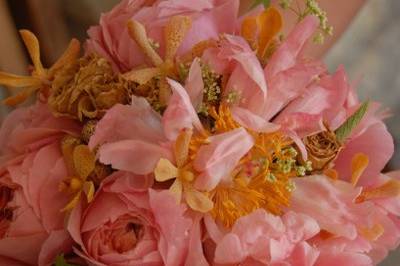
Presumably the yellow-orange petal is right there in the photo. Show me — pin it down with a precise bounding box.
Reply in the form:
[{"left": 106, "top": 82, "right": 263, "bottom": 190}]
[
  {"left": 164, "top": 16, "right": 192, "bottom": 63},
  {"left": 185, "top": 188, "right": 214, "bottom": 213},
  {"left": 19, "top": 30, "right": 45, "bottom": 76},
  {"left": 73, "top": 145, "right": 96, "bottom": 179},
  {"left": 154, "top": 158, "right": 178, "bottom": 182},
  {"left": 2, "top": 87, "right": 39, "bottom": 106},
  {"left": 83, "top": 181, "right": 95, "bottom": 203},
  {"left": 49, "top": 38, "right": 81, "bottom": 77},
  {"left": 356, "top": 179, "right": 400, "bottom": 203},
  {"left": 359, "top": 223, "right": 385, "bottom": 241},
  {"left": 61, "top": 135, "right": 82, "bottom": 174},
  {"left": 61, "top": 191, "right": 82, "bottom": 212},
  {"left": 351, "top": 153, "right": 369, "bottom": 186},
  {"left": 257, "top": 7, "right": 283, "bottom": 58},
  {"left": 127, "top": 20, "right": 163, "bottom": 66},
  {"left": 174, "top": 128, "right": 193, "bottom": 168},
  {"left": 0, "top": 72, "right": 41, "bottom": 88},
  {"left": 169, "top": 179, "right": 183, "bottom": 203},
  {"left": 123, "top": 67, "right": 161, "bottom": 84},
  {"left": 241, "top": 16, "right": 258, "bottom": 47},
  {"left": 70, "top": 177, "right": 83, "bottom": 191},
  {"left": 323, "top": 168, "right": 339, "bottom": 180}
]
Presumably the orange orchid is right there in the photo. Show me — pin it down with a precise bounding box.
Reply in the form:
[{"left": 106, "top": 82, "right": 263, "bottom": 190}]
[{"left": 0, "top": 30, "right": 80, "bottom": 106}]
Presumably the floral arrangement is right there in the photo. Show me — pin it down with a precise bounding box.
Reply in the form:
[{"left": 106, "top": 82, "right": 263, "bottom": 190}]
[{"left": 0, "top": 0, "right": 399, "bottom": 265}]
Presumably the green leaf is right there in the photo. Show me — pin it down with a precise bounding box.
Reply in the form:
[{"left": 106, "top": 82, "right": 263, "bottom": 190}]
[
  {"left": 335, "top": 101, "right": 370, "bottom": 143},
  {"left": 54, "top": 254, "right": 78, "bottom": 266},
  {"left": 251, "top": 0, "right": 271, "bottom": 8}
]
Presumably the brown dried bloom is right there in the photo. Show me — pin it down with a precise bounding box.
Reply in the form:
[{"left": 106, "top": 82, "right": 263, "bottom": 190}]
[
  {"left": 49, "top": 54, "right": 133, "bottom": 121},
  {"left": 304, "top": 128, "right": 342, "bottom": 171}
]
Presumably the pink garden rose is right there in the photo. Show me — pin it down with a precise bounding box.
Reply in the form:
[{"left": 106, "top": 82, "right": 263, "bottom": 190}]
[
  {"left": 86, "top": 0, "right": 240, "bottom": 72},
  {"left": 0, "top": 104, "right": 80, "bottom": 266},
  {"left": 204, "top": 209, "right": 320, "bottom": 265},
  {"left": 67, "top": 172, "right": 202, "bottom": 266}
]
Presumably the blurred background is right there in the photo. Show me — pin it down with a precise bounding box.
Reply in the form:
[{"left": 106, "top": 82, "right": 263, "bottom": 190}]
[{"left": 0, "top": 0, "right": 399, "bottom": 264}]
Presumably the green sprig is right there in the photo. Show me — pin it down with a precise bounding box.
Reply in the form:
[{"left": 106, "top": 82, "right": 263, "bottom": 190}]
[
  {"left": 252, "top": 0, "right": 271, "bottom": 8},
  {"left": 335, "top": 101, "right": 370, "bottom": 143},
  {"left": 54, "top": 254, "right": 79, "bottom": 266}
]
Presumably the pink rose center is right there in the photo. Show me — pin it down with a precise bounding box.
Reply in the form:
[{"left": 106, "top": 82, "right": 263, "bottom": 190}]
[
  {"left": 106, "top": 216, "right": 145, "bottom": 254},
  {"left": 0, "top": 186, "right": 14, "bottom": 238}
]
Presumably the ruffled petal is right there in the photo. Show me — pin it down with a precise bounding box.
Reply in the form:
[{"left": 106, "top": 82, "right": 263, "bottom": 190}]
[{"left": 194, "top": 127, "right": 254, "bottom": 191}]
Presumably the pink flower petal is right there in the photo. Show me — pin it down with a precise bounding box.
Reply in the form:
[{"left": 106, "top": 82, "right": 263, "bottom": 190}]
[
  {"left": 98, "top": 140, "right": 173, "bottom": 175},
  {"left": 231, "top": 106, "right": 280, "bottom": 133},
  {"left": 89, "top": 97, "right": 164, "bottom": 149},
  {"left": 334, "top": 122, "right": 394, "bottom": 186},
  {"left": 194, "top": 128, "right": 254, "bottom": 191},
  {"left": 265, "top": 15, "right": 319, "bottom": 77},
  {"left": 163, "top": 78, "right": 204, "bottom": 140},
  {"left": 185, "top": 58, "right": 204, "bottom": 110}
]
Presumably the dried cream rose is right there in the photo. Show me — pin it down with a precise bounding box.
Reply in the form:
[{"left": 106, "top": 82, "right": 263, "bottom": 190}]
[{"left": 304, "top": 128, "right": 342, "bottom": 171}]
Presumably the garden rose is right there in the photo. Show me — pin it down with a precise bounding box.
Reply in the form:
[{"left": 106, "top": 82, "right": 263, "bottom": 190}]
[
  {"left": 86, "top": 0, "right": 240, "bottom": 72},
  {"left": 67, "top": 172, "right": 202, "bottom": 266},
  {"left": 0, "top": 104, "right": 79, "bottom": 266}
]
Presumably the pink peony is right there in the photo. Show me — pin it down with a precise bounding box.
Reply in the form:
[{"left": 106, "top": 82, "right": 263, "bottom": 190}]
[
  {"left": 204, "top": 209, "right": 320, "bottom": 265},
  {"left": 0, "top": 104, "right": 80, "bottom": 266},
  {"left": 86, "top": 0, "right": 240, "bottom": 72},
  {"left": 90, "top": 93, "right": 254, "bottom": 192},
  {"left": 67, "top": 172, "right": 201, "bottom": 266},
  {"left": 290, "top": 175, "right": 400, "bottom": 265}
]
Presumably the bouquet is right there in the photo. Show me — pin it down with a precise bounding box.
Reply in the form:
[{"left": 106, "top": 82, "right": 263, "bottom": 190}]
[{"left": 0, "top": 0, "right": 399, "bottom": 265}]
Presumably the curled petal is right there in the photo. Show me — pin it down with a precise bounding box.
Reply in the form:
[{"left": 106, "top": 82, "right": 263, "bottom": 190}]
[
  {"left": 257, "top": 7, "right": 283, "bottom": 58},
  {"left": 163, "top": 78, "right": 204, "bottom": 140},
  {"left": 127, "top": 20, "right": 163, "bottom": 66},
  {"left": 123, "top": 67, "right": 161, "bottom": 84},
  {"left": 19, "top": 30, "right": 45, "bottom": 75},
  {"left": 164, "top": 16, "right": 192, "bottom": 62},
  {"left": 0, "top": 72, "right": 41, "bottom": 88}
]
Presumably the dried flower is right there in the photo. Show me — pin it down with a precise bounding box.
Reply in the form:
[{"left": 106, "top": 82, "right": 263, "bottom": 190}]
[
  {"left": 304, "top": 128, "right": 342, "bottom": 171},
  {"left": 49, "top": 54, "right": 132, "bottom": 121}
]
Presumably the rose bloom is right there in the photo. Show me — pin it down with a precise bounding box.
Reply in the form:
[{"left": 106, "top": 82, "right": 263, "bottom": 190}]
[
  {"left": 86, "top": 0, "right": 240, "bottom": 72},
  {"left": 0, "top": 103, "right": 80, "bottom": 266},
  {"left": 68, "top": 171, "right": 205, "bottom": 266}
]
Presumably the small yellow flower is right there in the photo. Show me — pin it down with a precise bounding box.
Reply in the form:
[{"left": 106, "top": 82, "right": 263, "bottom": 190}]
[
  {"left": 59, "top": 136, "right": 96, "bottom": 211},
  {"left": 154, "top": 129, "right": 213, "bottom": 213},
  {"left": 0, "top": 30, "right": 80, "bottom": 106}
]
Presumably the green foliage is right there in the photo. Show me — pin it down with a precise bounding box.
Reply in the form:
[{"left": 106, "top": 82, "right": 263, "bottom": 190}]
[
  {"left": 252, "top": 0, "right": 271, "bottom": 8},
  {"left": 54, "top": 254, "right": 78, "bottom": 266},
  {"left": 335, "top": 101, "right": 370, "bottom": 143}
]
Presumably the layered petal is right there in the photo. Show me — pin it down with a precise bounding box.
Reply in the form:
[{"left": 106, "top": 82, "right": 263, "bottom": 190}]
[{"left": 194, "top": 127, "right": 254, "bottom": 191}]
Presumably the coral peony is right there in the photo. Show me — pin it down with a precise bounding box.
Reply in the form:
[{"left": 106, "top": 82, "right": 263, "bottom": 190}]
[{"left": 86, "top": 0, "right": 240, "bottom": 72}]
